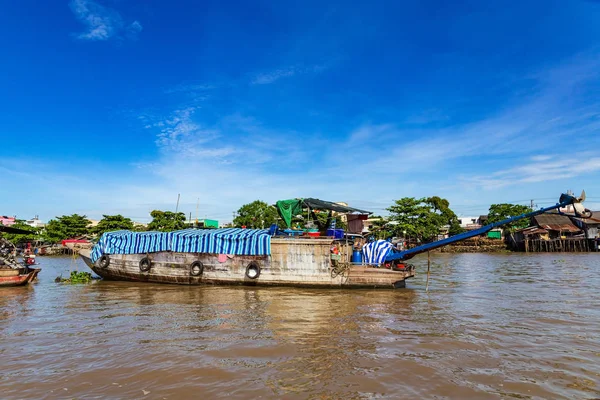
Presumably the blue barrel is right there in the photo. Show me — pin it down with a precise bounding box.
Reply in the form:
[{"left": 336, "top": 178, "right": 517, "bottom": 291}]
[
  {"left": 326, "top": 229, "right": 345, "bottom": 239},
  {"left": 351, "top": 250, "right": 362, "bottom": 263}
]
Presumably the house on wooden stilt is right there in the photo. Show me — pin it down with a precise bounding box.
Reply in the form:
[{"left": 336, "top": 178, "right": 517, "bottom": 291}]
[{"left": 515, "top": 213, "right": 587, "bottom": 253}]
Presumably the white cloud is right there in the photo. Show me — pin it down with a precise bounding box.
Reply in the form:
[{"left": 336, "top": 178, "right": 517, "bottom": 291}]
[
  {"left": 251, "top": 67, "right": 297, "bottom": 85},
  {"left": 250, "top": 64, "right": 328, "bottom": 85},
  {"left": 153, "top": 107, "right": 229, "bottom": 159},
  {"left": 69, "top": 0, "right": 142, "bottom": 41},
  {"left": 463, "top": 155, "right": 600, "bottom": 189},
  {"left": 6, "top": 53, "right": 600, "bottom": 222},
  {"left": 164, "top": 83, "right": 215, "bottom": 94},
  {"left": 332, "top": 53, "right": 600, "bottom": 178}
]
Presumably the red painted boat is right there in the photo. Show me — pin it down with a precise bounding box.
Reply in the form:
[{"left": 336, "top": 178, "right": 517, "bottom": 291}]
[
  {"left": 1, "top": 226, "right": 42, "bottom": 286},
  {"left": 0, "top": 267, "right": 41, "bottom": 287}
]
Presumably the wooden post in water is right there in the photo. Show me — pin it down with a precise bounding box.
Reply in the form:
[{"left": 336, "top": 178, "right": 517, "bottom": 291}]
[{"left": 426, "top": 251, "right": 431, "bottom": 292}]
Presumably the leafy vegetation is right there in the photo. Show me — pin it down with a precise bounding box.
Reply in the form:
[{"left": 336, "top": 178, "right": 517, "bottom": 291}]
[
  {"left": 488, "top": 203, "right": 533, "bottom": 233},
  {"left": 427, "top": 196, "right": 465, "bottom": 236},
  {"left": 147, "top": 210, "right": 187, "bottom": 232},
  {"left": 43, "top": 214, "right": 91, "bottom": 243},
  {"left": 234, "top": 200, "right": 279, "bottom": 229},
  {"left": 4, "top": 197, "right": 535, "bottom": 246},
  {"left": 56, "top": 271, "right": 94, "bottom": 284},
  {"left": 93, "top": 214, "right": 134, "bottom": 235},
  {"left": 0, "top": 220, "right": 39, "bottom": 243},
  {"left": 367, "top": 216, "right": 393, "bottom": 240},
  {"left": 386, "top": 196, "right": 463, "bottom": 242}
]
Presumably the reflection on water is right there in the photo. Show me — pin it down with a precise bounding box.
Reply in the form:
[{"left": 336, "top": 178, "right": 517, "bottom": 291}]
[{"left": 1, "top": 254, "right": 599, "bottom": 399}]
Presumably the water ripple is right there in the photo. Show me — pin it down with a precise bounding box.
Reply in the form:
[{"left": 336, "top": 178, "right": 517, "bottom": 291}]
[{"left": 0, "top": 254, "right": 599, "bottom": 399}]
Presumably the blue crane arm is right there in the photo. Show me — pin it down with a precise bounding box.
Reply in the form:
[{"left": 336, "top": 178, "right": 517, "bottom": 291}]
[{"left": 385, "top": 194, "right": 581, "bottom": 262}]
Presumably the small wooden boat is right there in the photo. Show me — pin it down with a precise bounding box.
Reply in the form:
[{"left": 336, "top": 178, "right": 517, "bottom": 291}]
[
  {"left": 0, "top": 228, "right": 42, "bottom": 287},
  {"left": 0, "top": 267, "right": 41, "bottom": 287}
]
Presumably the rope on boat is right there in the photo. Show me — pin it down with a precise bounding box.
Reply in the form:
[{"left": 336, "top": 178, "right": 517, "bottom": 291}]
[{"left": 331, "top": 261, "right": 351, "bottom": 279}]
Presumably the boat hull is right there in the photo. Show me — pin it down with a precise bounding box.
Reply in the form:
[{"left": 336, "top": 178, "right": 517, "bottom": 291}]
[
  {"left": 79, "top": 238, "right": 414, "bottom": 289},
  {"left": 0, "top": 268, "right": 41, "bottom": 287}
]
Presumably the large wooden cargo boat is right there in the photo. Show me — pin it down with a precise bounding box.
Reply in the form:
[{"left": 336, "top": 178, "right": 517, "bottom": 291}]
[{"left": 79, "top": 236, "right": 414, "bottom": 289}]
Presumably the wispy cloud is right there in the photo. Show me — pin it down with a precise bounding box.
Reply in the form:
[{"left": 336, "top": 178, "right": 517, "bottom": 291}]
[
  {"left": 152, "top": 107, "right": 231, "bottom": 159},
  {"left": 251, "top": 67, "right": 297, "bottom": 85},
  {"left": 69, "top": 0, "right": 142, "bottom": 41},
  {"left": 250, "top": 64, "right": 328, "bottom": 85},
  {"left": 335, "top": 53, "right": 600, "bottom": 177},
  {"left": 122, "top": 51, "right": 600, "bottom": 220},
  {"left": 8, "top": 51, "right": 600, "bottom": 222},
  {"left": 462, "top": 154, "right": 600, "bottom": 189},
  {"left": 164, "top": 83, "right": 215, "bottom": 94}
]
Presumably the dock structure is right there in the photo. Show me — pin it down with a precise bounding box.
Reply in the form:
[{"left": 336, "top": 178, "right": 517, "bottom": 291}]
[
  {"left": 514, "top": 212, "right": 600, "bottom": 253},
  {"left": 524, "top": 237, "right": 590, "bottom": 253}
]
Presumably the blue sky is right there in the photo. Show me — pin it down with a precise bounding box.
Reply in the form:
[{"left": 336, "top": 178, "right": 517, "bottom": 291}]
[{"left": 2, "top": 0, "right": 600, "bottom": 223}]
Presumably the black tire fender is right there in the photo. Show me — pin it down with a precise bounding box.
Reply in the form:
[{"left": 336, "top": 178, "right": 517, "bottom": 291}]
[
  {"left": 139, "top": 256, "right": 152, "bottom": 272},
  {"left": 190, "top": 261, "right": 204, "bottom": 277},
  {"left": 245, "top": 262, "right": 261, "bottom": 279},
  {"left": 98, "top": 255, "right": 110, "bottom": 268}
]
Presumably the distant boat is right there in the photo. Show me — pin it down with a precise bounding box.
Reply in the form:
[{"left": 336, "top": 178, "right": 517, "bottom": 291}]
[{"left": 0, "top": 225, "right": 41, "bottom": 287}]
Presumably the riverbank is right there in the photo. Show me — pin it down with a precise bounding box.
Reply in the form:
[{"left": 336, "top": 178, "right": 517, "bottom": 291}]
[{"left": 439, "top": 237, "right": 509, "bottom": 254}]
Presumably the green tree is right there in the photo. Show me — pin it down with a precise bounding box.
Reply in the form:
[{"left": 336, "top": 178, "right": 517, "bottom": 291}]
[
  {"left": 147, "top": 210, "right": 186, "bottom": 232},
  {"left": 488, "top": 203, "right": 532, "bottom": 233},
  {"left": 93, "top": 215, "right": 135, "bottom": 236},
  {"left": 44, "top": 214, "right": 91, "bottom": 243},
  {"left": 234, "top": 200, "right": 279, "bottom": 229},
  {"left": 424, "top": 196, "right": 465, "bottom": 236},
  {"left": 387, "top": 196, "right": 461, "bottom": 242},
  {"left": 0, "top": 220, "right": 39, "bottom": 243},
  {"left": 367, "top": 216, "right": 394, "bottom": 240}
]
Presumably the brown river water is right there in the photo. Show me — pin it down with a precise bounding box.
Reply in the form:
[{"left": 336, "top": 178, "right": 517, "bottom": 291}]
[{"left": 1, "top": 253, "right": 599, "bottom": 399}]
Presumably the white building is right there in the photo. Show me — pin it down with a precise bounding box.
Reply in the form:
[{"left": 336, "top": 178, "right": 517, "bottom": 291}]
[
  {"left": 457, "top": 216, "right": 480, "bottom": 229},
  {"left": 25, "top": 216, "right": 46, "bottom": 228}
]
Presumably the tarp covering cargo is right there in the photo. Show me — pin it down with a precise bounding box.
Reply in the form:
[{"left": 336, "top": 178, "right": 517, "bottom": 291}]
[
  {"left": 362, "top": 240, "right": 394, "bottom": 265},
  {"left": 91, "top": 228, "right": 271, "bottom": 262}
]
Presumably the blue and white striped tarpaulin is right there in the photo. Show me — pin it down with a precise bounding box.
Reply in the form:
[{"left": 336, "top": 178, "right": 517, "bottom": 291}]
[
  {"left": 91, "top": 230, "right": 172, "bottom": 262},
  {"left": 91, "top": 228, "right": 271, "bottom": 262},
  {"left": 362, "top": 240, "right": 394, "bottom": 265},
  {"left": 170, "top": 228, "right": 270, "bottom": 255}
]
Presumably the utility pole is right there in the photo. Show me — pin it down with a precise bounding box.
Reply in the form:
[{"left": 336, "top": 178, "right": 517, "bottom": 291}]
[{"left": 175, "top": 193, "right": 181, "bottom": 213}]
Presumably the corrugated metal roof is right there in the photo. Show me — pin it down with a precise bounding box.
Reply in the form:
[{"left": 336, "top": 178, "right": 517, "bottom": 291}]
[
  {"left": 521, "top": 227, "right": 549, "bottom": 235},
  {"left": 533, "top": 214, "right": 581, "bottom": 232}
]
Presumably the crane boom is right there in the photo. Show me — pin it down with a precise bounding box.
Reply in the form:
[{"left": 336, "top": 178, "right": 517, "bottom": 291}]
[{"left": 385, "top": 192, "right": 589, "bottom": 262}]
